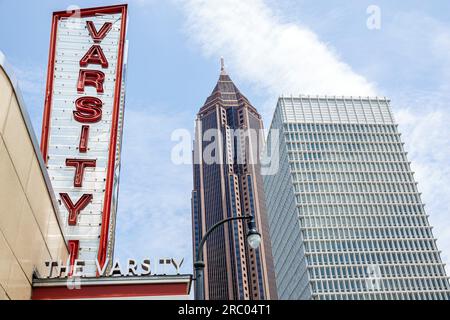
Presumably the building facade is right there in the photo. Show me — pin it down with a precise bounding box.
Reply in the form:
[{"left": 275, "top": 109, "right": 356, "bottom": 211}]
[
  {"left": 0, "top": 51, "right": 69, "bottom": 300},
  {"left": 263, "top": 95, "right": 450, "bottom": 300},
  {"left": 192, "top": 64, "right": 277, "bottom": 300}
]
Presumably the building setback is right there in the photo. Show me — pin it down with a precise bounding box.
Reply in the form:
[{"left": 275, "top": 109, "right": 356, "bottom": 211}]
[
  {"left": 0, "top": 51, "right": 69, "bottom": 300},
  {"left": 263, "top": 95, "right": 450, "bottom": 300},
  {"left": 191, "top": 63, "right": 277, "bottom": 300}
]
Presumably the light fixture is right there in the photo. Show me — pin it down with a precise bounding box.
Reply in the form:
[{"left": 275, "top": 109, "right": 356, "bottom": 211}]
[
  {"left": 247, "top": 230, "right": 262, "bottom": 249},
  {"left": 194, "top": 215, "right": 263, "bottom": 300},
  {"left": 246, "top": 216, "right": 262, "bottom": 249}
]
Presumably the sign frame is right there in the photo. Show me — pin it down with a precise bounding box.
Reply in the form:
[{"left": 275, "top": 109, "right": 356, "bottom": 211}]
[{"left": 40, "top": 4, "right": 128, "bottom": 270}]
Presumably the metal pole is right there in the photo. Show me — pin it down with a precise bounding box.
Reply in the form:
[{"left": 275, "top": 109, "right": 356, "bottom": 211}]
[
  {"left": 194, "top": 215, "right": 253, "bottom": 300},
  {"left": 194, "top": 261, "right": 205, "bottom": 300}
]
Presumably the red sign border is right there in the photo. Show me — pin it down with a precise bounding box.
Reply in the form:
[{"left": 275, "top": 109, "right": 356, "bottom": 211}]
[
  {"left": 32, "top": 278, "right": 192, "bottom": 300},
  {"left": 40, "top": 4, "right": 128, "bottom": 269}
]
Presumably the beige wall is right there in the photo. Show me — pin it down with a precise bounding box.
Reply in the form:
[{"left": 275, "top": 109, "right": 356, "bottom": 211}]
[{"left": 0, "top": 63, "right": 68, "bottom": 300}]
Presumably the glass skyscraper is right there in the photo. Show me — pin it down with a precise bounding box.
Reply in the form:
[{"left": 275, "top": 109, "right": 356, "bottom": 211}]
[
  {"left": 263, "top": 95, "right": 450, "bottom": 300},
  {"left": 191, "top": 63, "right": 277, "bottom": 300}
]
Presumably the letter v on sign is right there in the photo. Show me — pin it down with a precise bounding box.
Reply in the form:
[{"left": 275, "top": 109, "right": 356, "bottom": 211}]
[{"left": 86, "top": 21, "right": 113, "bottom": 43}]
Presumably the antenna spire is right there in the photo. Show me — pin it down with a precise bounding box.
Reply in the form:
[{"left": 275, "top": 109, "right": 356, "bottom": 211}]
[{"left": 220, "top": 57, "right": 225, "bottom": 71}]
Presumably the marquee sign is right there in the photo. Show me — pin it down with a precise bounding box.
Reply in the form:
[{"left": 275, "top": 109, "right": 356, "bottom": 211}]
[
  {"left": 40, "top": 5, "right": 128, "bottom": 275},
  {"left": 42, "top": 257, "right": 185, "bottom": 279}
]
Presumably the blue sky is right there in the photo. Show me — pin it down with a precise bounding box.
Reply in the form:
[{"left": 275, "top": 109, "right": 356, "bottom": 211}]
[{"left": 1, "top": 0, "right": 449, "bottom": 276}]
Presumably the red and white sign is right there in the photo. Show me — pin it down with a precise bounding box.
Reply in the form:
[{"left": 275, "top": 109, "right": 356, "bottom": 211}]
[
  {"left": 40, "top": 5, "right": 128, "bottom": 275},
  {"left": 32, "top": 276, "right": 192, "bottom": 300}
]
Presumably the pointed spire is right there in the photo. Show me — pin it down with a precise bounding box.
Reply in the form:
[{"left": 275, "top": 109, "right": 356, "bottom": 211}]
[
  {"left": 200, "top": 57, "right": 252, "bottom": 109},
  {"left": 220, "top": 56, "right": 226, "bottom": 75}
]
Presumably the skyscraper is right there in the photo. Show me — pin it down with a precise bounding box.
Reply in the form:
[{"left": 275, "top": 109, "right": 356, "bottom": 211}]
[
  {"left": 263, "top": 95, "right": 450, "bottom": 300},
  {"left": 191, "top": 61, "right": 277, "bottom": 300}
]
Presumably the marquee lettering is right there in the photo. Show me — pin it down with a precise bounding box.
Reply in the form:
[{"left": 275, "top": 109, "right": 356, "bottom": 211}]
[
  {"left": 79, "top": 125, "right": 90, "bottom": 153},
  {"left": 80, "top": 45, "right": 109, "bottom": 68},
  {"left": 66, "top": 158, "right": 97, "bottom": 188},
  {"left": 73, "top": 96, "right": 103, "bottom": 123},
  {"left": 53, "top": 14, "right": 122, "bottom": 269},
  {"left": 77, "top": 69, "right": 105, "bottom": 93},
  {"left": 86, "top": 21, "right": 113, "bottom": 43},
  {"left": 60, "top": 194, "right": 93, "bottom": 225}
]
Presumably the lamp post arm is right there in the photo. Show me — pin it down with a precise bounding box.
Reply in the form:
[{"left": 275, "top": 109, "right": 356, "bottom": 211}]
[
  {"left": 195, "top": 215, "right": 252, "bottom": 263},
  {"left": 194, "top": 215, "right": 256, "bottom": 300}
]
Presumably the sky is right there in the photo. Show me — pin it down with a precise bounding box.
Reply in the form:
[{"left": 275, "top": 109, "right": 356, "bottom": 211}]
[{"left": 0, "top": 0, "right": 449, "bottom": 277}]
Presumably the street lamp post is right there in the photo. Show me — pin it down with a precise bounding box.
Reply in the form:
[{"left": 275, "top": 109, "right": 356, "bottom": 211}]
[{"left": 194, "top": 215, "right": 261, "bottom": 300}]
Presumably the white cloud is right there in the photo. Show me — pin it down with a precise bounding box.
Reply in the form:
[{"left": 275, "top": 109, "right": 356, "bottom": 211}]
[
  {"left": 9, "top": 62, "right": 46, "bottom": 128},
  {"left": 393, "top": 91, "right": 450, "bottom": 275},
  {"left": 114, "top": 103, "right": 193, "bottom": 274},
  {"left": 11, "top": 63, "right": 45, "bottom": 96},
  {"left": 387, "top": 11, "right": 450, "bottom": 274},
  {"left": 395, "top": 107, "right": 450, "bottom": 274},
  {"left": 181, "top": 0, "right": 376, "bottom": 117}
]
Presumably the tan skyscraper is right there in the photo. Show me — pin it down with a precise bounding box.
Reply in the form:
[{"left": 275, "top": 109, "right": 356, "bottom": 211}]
[{"left": 191, "top": 62, "right": 277, "bottom": 300}]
